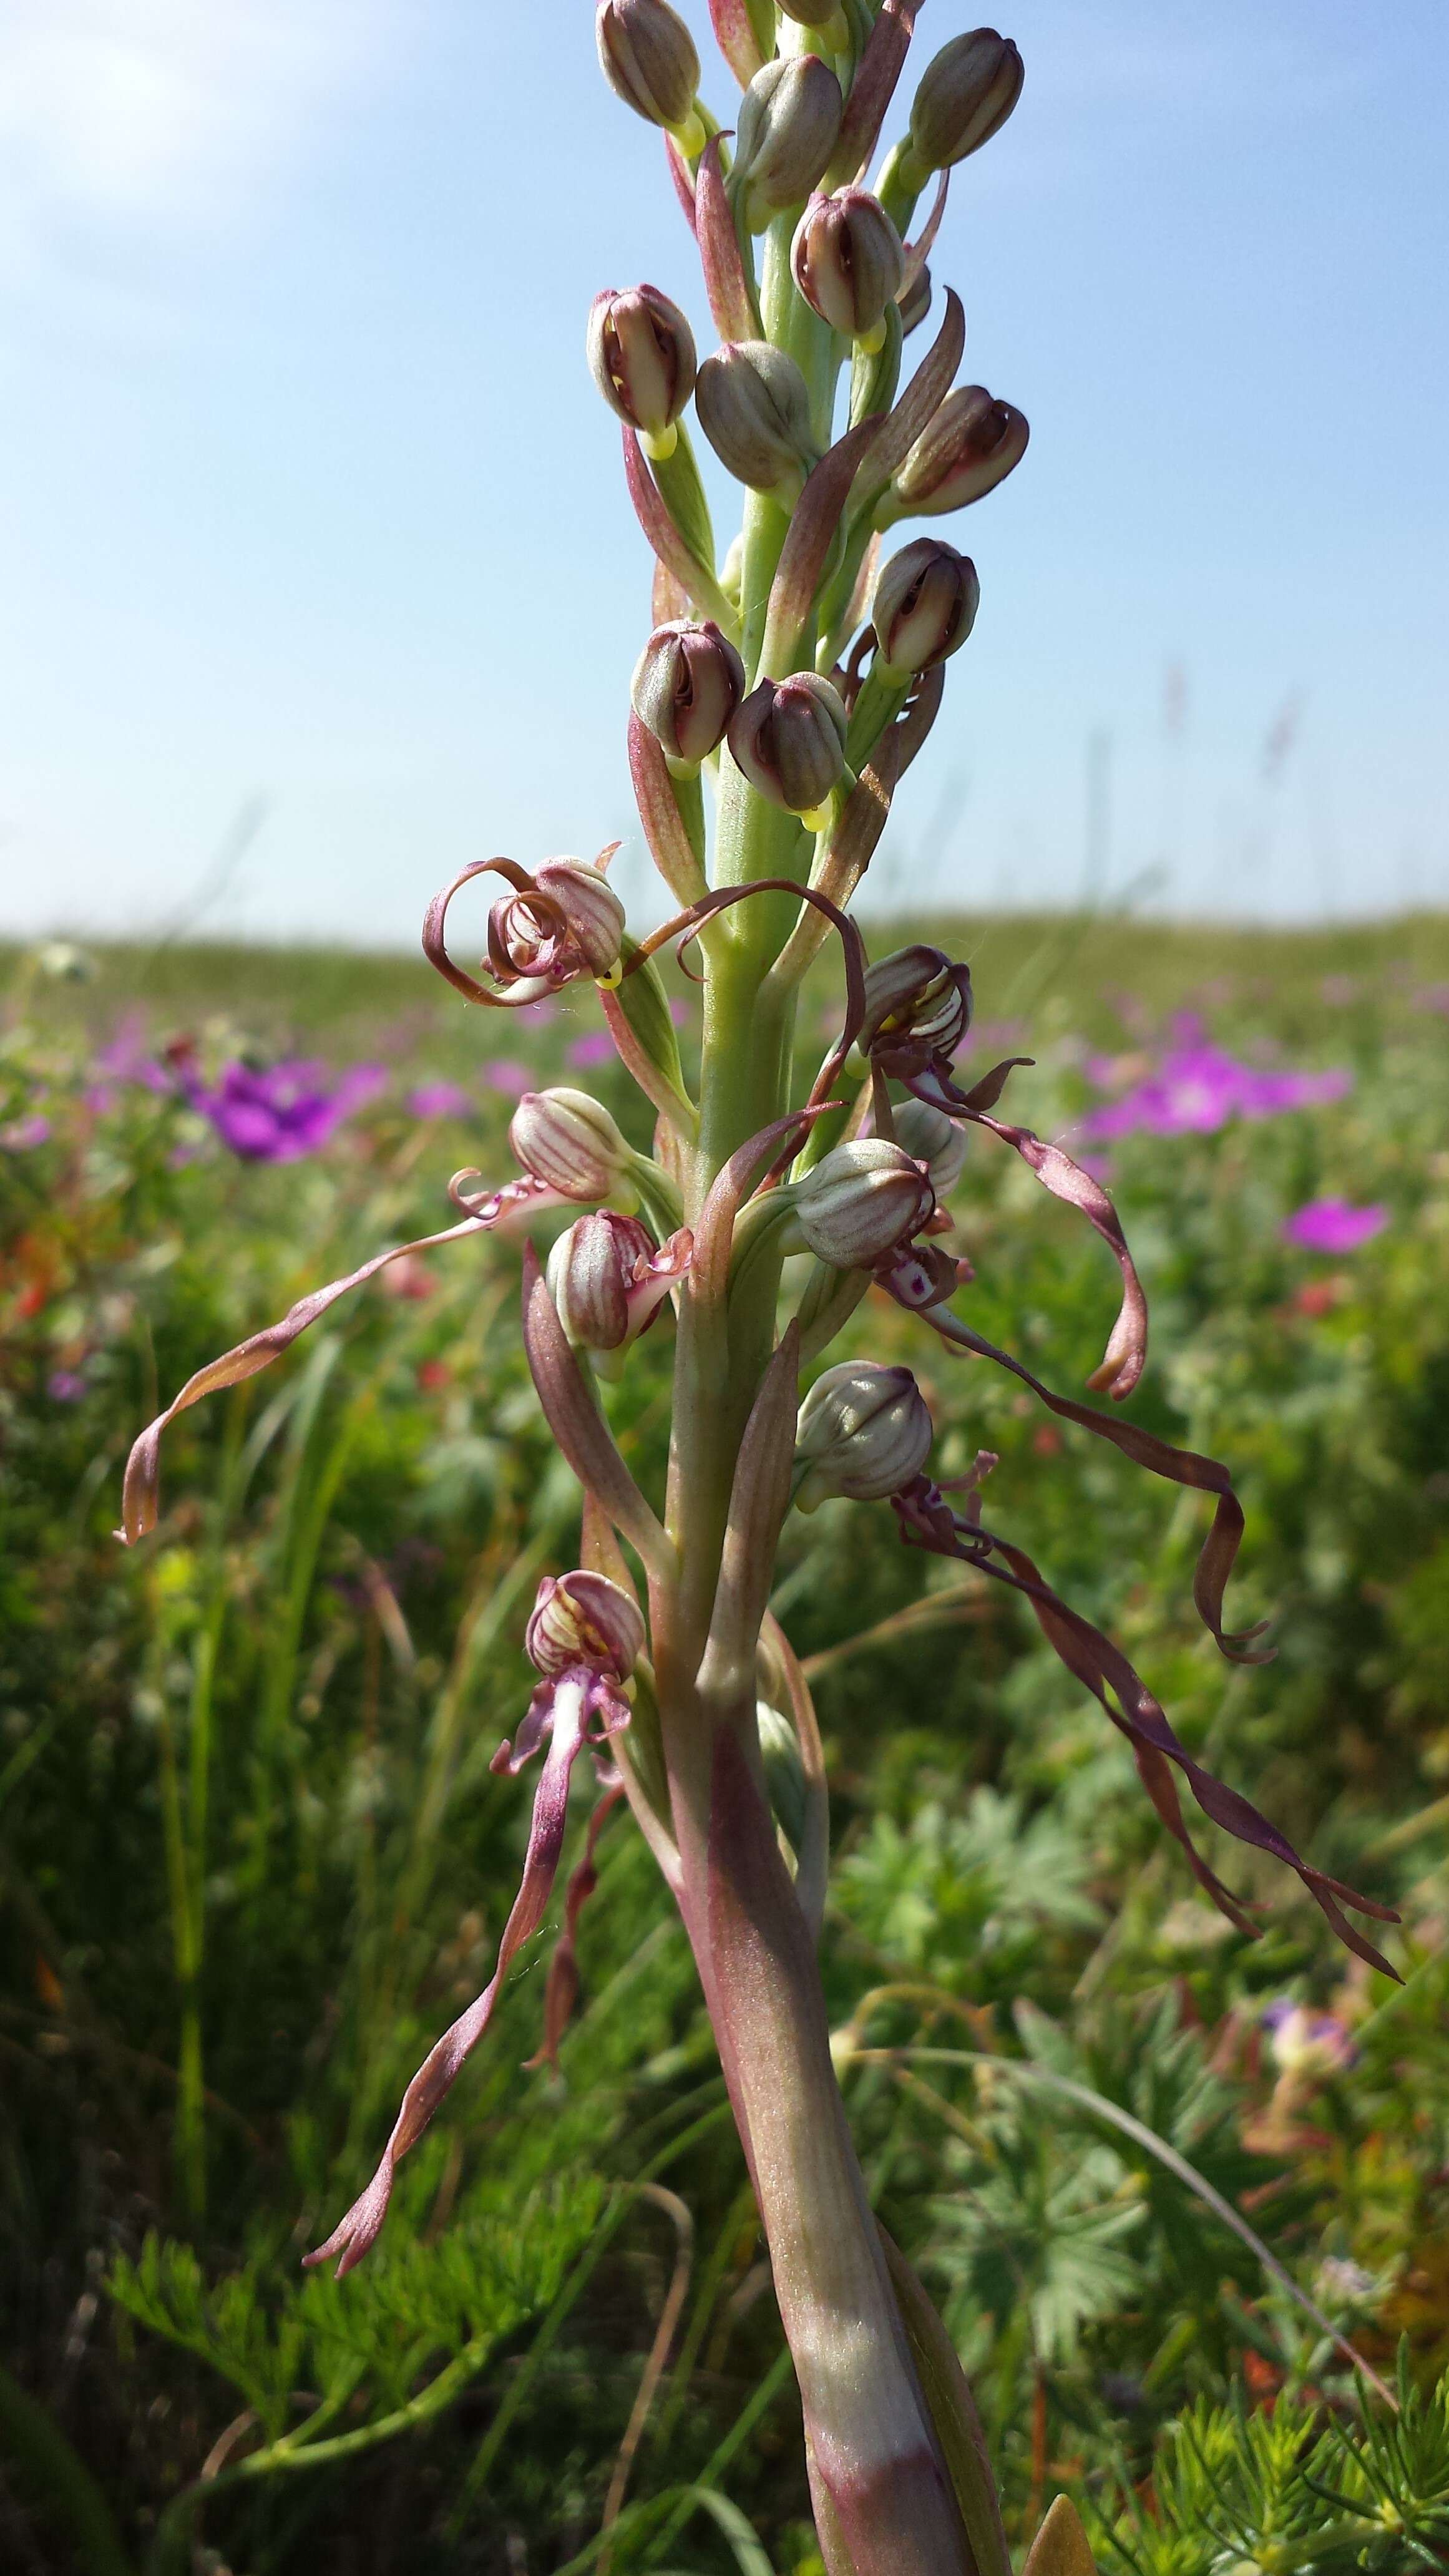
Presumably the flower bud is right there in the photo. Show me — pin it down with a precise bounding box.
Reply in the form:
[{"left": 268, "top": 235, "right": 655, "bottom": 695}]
[
  {"left": 861, "top": 945, "right": 973, "bottom": 1071},
  {"left": 734, "top": 57, "right": 843, "bottom": 223},
  {"left": 587, "top": 286, "right": 697, "bottom": 460},
  {"left": 872, "top": 539, "right": 979, "bottom": 675},
  {"left": 756, "top": 1700, "right": 807, "bottom": 1850},
  {"left": 791, "top": 188, "right": 905, "bottom": 349},
  {"left": 794, "top": 1361, "right": 934, "bottom": 1508},
  {"left": 695, "top": 341, "right": 818, "bottom": 494},
  {"left": 509, "top": 1088, "right": 631, "bottom": 1201},
  {"left": 794, "top": 1138, "right": 935, "bottom": 1268},
  {"left": 547, "top": 1209, "right": 691, "bottom": 1357},
  {"left": 596, "top": 0, "right": 703, "bottom": 151},
  {"left": 630, "top": 619, "right": 746, "bottom": 769},
  {"left": 728, "top": 672, "right": 849, "bottom": 826},
  {"left": 489, "top": 857, "right": 627, "bottom": 992},
  {"left": 526, "top": 1569, "right": 645, "bottom": 1681},
  {"left": 894, "top": 384, "right": 1030, "bottom": 515},
  {"left": 909, "top": 29, "right": 1024, "bottom": 172},
  {"left": 892, "top": 1097, "right": 967, "bottom": 1195}
]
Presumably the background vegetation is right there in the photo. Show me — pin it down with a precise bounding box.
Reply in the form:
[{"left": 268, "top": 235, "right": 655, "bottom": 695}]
[{"left": 3, "top": 910, "right": 1448, "bottom": 2572}]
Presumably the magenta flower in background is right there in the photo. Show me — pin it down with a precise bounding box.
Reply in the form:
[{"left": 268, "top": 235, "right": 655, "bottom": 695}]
[
  {"left": 47, "top": 1370, "right": 87, "bottom": 1403},
  {"left": 481, "top": 1058, "right": 532, "bottom": 1098},
  {"left": 565, "top": 1032, "right": 615, "bottom": 1071},
  {"left": 1283, "top": 1197, "right": 1387, "bottom": 1254},
  {"left": 1085, "top": 1035, "right": 1352, "bottom": 1140},
  {"left": 1, "top": 1112, "right": 51, "bottom": 1151},
  {"left": 183, "top": 1060, "right": 386, "bottom": 1163},
  {"left": 406, "top": 1081, "right": 474, "bottom": 1120}
]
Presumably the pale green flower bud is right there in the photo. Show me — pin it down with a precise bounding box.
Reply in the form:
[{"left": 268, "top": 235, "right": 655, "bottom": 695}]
[
  {"left": 728, "top": 671, "right": 849, "bottom": 827},
  {"left": 894, "top": 384, "right": 1030, "bottom": 515},
  {"left": 892, "top": 1098, "right": 968, "bottom": 1195},
  {"left": 872, "top": 538, "right": 980, "bottom": 675},
  {"left": 509, "top": 1088, "right": 632, "bottom": 1201},
  {"left": 794, "top": 1360, "right": 934, "bottom": 1508},
  {"left": 587, "top": 285, "right": 697, "bottom": 461},
  {"left": 791, "top": 188, "right": 905, "bottom": 350},
  {"left": 734, "top": 57, "right": 842, "bottom": 225},
  {"left": 695, "top": 340, "right": 818, "bottom": 494},
  {"left": 631, "top": 618, "right": 746, "bottom": 768},
  {"left": 596, "top": 0, "right": 704, "bottom": 152},
  {"left": 794, "top": 1138, "right": 934, "bottom": 1267},
  {"left": 909, "top": 28, "right": 1024, "bottom": 172}
]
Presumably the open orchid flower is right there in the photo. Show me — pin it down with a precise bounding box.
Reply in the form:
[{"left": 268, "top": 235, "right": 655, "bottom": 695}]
[
  {"left": 423, "top": 847, "right": 626, "bottom": 1008},
  {"left": 306, "top": 1571, "right": 641, "bottom": 2278}
]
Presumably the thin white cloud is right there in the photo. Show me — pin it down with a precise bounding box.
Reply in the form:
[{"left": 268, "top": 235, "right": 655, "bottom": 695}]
[{"left": 0, "top": 0, "right": 404, "bottom": 222}]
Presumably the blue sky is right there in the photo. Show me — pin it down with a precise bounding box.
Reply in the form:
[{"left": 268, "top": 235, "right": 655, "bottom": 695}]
[{"left": 0, "top": 0, "right": 1444, "bottom": 947}]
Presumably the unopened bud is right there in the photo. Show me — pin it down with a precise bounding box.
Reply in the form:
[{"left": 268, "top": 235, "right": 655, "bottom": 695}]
[
  {"left": 695, "top": 341, "right": 818, "bottom": 495},
  {"left": 893, "top": 1097, "right": 968, "bottom": 1194},
  {"left": 791, "top": 188, "right": 905, "bottom": 349},
  {"left": 861, "top": 945, "right": 973, "bottom": 1070},
  {"left": 588, "top": 285, "right": 697, "bottom": 460},
  {"left": 872, "top": 539, "right": 979, "bottom": 676},
  {"left": 728, "top": 671, "right": 849, "bottom": 827},
  {"left": 756, "top": 1700, "right": 807, "bottom": 1850},
  {"left": 734, "top": 57, "right": 843, "bottom": 225},
  {"left": 596, "top": 0, "right": 704, "bottom": 152},
  {"left": 794, "top": 1361, "right": 934, "bottom": 1507},
  {"left": 526, "top": 1569, "right": 645, "bottom": 1681},
  {"left": 794, "top": 1138, "right": 934, "bottom": 1267},
  {"left": 894, "top": 384, "right": 1030, "bottom": 515},
  {"left": 547, "top": 1209, "right": 690, "bottom": 1357},
  {"left": 509, "top": 1088, "right": 631, "bottom": 1201},
  {"left": 909, "top": 28, "right": 1024, "bottom": 172},
  {"left": 631, "top": 618, "right": 746, "bottom": 769}
]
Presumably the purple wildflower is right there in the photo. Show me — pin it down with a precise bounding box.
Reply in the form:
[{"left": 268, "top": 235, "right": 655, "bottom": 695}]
[
  {"left": 1085, "top": 1039, "right": 1352, "bottom": 1141},
  {"left": 405, "top": 1081, "right": 474, "bottom": 1120},
  {"left": 185, "top": 1060, "right": 386, "bottom": 1163},
  {"left": 1283, "top": 1197, "right": 1387, "bottom": 1254},
  {"left": 1262, "top": 1998, "right": 1359, "bottom": 2076},
  {"left": 47, "top": 1370, "right": 87, "bottom": 1403},
  {"left": 481, "top": 1058, "right": 532, "bottom": 1098},
  {"left": 1412, "top": 983, "right": 1449, "bottom": 1017},
  {"left": 566, "top": 1031, "right": 617, "bottom": 1072},
  {"left": 1, "top": 1113, "right": 51, "bottom": 1151}
]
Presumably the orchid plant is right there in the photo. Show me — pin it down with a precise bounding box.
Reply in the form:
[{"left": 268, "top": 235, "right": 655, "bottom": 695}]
[{"left": 119, "top": 6, "right": 1399, "bottom": 2567}]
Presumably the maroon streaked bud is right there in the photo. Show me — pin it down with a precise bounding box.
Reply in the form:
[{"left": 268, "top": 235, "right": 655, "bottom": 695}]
[
  {"left": 894, "top": 383, "right": 1030, "bottom": 515},
  {"left": 893, "top": 1096, "right": 968, "bottom": 1194},
  {"left": 509, "top": 1088, "right": 632, "bottom": 1201},
  {"left": 525, "top": 1569, "right": 645, "bottom": 1682},
  {"left": 871, "top": 537, "right": 980, "bottom": 675},
  {"left": 695, "top": 339, "right": 819, "bottom": 494},
  {"left": 546, "top": 1211, "right": 691, "bottom": 1354},
  {"left": 793, "top": 1138, "right": 935, "bottom": 1267},
  {"left": 897, "top": 261, "right": 932, "bottom": 335},
  {"left": 630, "top": 618, "right": 746, "bottom": 769},
  {"left": 791, "top": 187, "right": 905, "bottom": 349},
  {"left": 587, "top": 285, "right": 697, "bottom": 460},
  {"left": 909, "top": 28, "right": 1024, "bottom": 172},
  {"left": 488, "top": 855, "right": 627, "bottom": 993},
  {"left": 596, "top": 0, "right": 704, "bottom": 150},
  {"left": 728, "top": 671, "right": 849, "bottom": 825},
  {"left": 794, "top": 1360, "right": 934, "bottom": 1508},
  {"left": 860, "top": 944, "right": 973, "bottom": 1071},
  {"left": 734, "top": 56, "right": 843, "bottom": 225}
]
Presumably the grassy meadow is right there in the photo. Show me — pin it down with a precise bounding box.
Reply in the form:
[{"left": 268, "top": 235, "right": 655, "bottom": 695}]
[{"left": 3, "top": 910, "right": 1449, "bottom": 2572}]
